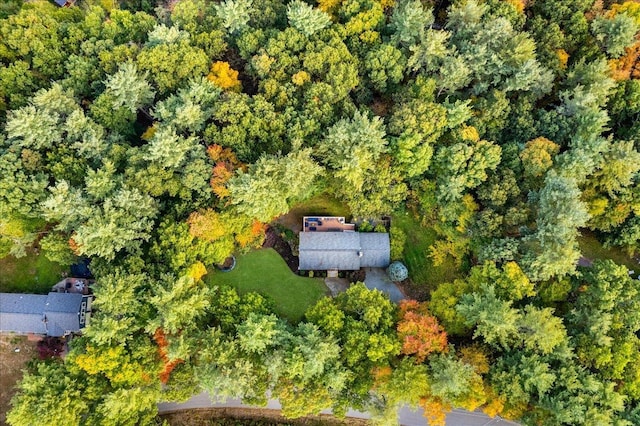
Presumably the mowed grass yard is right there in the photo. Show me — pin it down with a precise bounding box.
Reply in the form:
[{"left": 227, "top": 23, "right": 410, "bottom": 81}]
[
  {"left": 393, "top": 213, "right": 465, "bottom": 293},
  {"left": 0, "top": 250, "right": 68, "bottom": 293},
  {"left": 205, "top": 249, "right": 328, "bottom": 322}
]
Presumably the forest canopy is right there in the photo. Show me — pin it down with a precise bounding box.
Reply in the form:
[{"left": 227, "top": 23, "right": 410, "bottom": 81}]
[{"left": 1, "top": 0, "right": 639, "bottom": 425}]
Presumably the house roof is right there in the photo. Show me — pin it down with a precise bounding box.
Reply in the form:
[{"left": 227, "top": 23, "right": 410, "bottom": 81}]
[
  {"left": 44, "top": 292, "right": 84, "bottom": 313},
  {"left": 0, "top": 293, "right": 47, "bottom": 314},
  {"left": 0, "top": 292, "right": 87, "bottom": 336},
  {"left": 43, "top": 293, "right": 85, "bottom": 337},
  {"left": 0, "top": 294, "right": 48, "bottom": 334},
  {"left": 359, "top": 233, "right": 391, "bottom": 267},
  {"left": 299, "top": 232, "right": 390, "bottom": 270}
]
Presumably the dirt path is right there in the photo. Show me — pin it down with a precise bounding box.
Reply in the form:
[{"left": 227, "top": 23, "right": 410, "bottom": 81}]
[
  {"left": 160, "top": 407, "right": 367, "bottom": 425},
  {"left": 157, "top": 392, "right": 522, "bottom": 426},
  {"left": 0, "top": 334, "right": 38, "bottom": 425}
]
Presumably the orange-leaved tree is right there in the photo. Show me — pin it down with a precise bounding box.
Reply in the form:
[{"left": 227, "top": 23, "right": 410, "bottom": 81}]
[
  {"left": 153, "top": 328, "right": 183, "bottom": 384},
  {"left": 207, "top": 144, "right": 244, "bottom": 199},
  {"left": 397, "top": 300, "right": 448, "bottom": 363}
]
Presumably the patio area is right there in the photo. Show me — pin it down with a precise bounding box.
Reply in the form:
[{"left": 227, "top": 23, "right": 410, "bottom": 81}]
[
  {"left": 51, "top": 278, "right": 92, "bottom": 295},
  {"left": 303, "top": 216, "right": 355, "bottom": 232}
]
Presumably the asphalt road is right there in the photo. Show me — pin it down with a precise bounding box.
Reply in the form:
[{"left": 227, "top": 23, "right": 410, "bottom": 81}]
[{"left": 157, "top": 392, "right": 520, "bottom": 426}]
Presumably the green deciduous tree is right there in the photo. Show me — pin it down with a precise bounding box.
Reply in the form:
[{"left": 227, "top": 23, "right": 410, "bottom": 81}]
[
  {"left": 215, "top": 0, "right": 253, "bottom": 35},
  {"left": 305, "top": 284, "right": 399, "bottom": 409},
  {"left": 429, "top": 352, "right": 486, "bottom": 411},
  {"left": 317, "top": 110, "right": 386, "bottom": 192},
  {"left": 591, "top": 12, "right": 639, "bottom": 58},
  {"left": 0, "top": 61, "right": 39, "bottom": 113},
  {"left": 521, "top": 172, "right": 589, "bottom": 281},
  {"left": 389, "top": 0, "right": 432, "bottom": 47},
  {"left": 364, "top": 43, "right": 406, "bottom": 93},
  {"left": 517, "top": 305, "right": 566, "bottom": 355},
  {"left": 337, "top": 155, "right": 408, "bottom": 218},
  {"left": 433, "top": 139, "right": 501, "bottom": 205},
  {"left": 456, "top": 285, "right": 520, "bottom": 350},
  {"left": 567, "top": 260, "right": 640, "bottom": 383},
  {"left": 0, "top": 2, "right": 77, "bottom": 80},
  {"left": 287, "top": 0, "right": 332, "bottom": 37},
  {"left": 428, "top": 278, "right": 473, "bottom": 336},
  {"left": 138, "top": 34, "right": 209, "bottom": 95},
  {"left": 519, "top": 137, "right": 560, "bottom": 186},
  {"left": 104, "top": 62, "right": 155, "bottom": 113},
  {"left": 228, "top": 149, "right": 323, "bottom": 222},
  {"left": 207, "top": 93, "right": 287, "bottom": 162},
  {"left": 6, "top": 362, "right": 91, "bottom": 426},
  {"left": 605, "top": 215, "right": 640, "bottom": 257},
  {"left": 388, "top": 78, "right": 447, "bottom": 178}
]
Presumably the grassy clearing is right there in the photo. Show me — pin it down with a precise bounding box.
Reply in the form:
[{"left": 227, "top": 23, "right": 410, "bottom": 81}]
[
  {"left": 393, "top": 213, "right": 464, "bottom": 293},
  {"left": 276, "top": 193, "right": 351, "bottom": 232},
  {"left": 205, "top": 248, "right": 328, "bottom": 322},
  {"left": 578, "top": 231, "right": 638, "bottom": 271},
  {"left": 0, "top": 250, "right": 68, "bottom": 293}
]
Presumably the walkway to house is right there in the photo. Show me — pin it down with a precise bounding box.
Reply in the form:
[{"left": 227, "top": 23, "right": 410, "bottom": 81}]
[
  {"left": 363, "top": 267, "right": 405, "bottom": 303},
  {"left": 324, "top": 277, "right": 349, "bottom": 296}
]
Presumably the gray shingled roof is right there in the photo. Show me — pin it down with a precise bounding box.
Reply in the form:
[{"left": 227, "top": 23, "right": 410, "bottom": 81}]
[
  {"left": 299, "top": 232, "right": 390, "bottom": 270},
  {"left": 0, "top": 292, "right": 86, "bottom": 336},
  {"left": 0, "top": 294, "right": 48, "bottom": 334},
  {"left": 44, "top": 293, "right": 84, "bottom": 337},
  {"left": 359, "top": 233, "right": 391, "bottom": 268}
]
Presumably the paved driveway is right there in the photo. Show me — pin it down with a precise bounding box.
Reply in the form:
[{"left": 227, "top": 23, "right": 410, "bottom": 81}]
[
  {"left": 157, "top": 392, "right": 520, "bottom": 426},
  {"left": 363, "top": 267, "right": 405, "bottom": 303}
]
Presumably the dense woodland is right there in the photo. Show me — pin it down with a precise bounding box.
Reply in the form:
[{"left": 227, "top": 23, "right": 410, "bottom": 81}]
[{"left": 1, "top": 0, "right": 640, "bottom": 424}]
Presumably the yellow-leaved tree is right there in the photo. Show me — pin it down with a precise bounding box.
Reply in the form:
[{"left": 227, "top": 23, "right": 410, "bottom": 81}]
[{"left": 207, "top": 61, "right": 242, "bottom": 91}]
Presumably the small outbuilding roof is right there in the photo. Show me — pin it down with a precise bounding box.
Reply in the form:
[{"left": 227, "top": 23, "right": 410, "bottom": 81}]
[{"left": 299, "top": 232, "right": 390, "bottom": 270}]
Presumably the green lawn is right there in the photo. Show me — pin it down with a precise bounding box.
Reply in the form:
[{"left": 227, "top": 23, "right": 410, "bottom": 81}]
[
  {"left": 578, "top": 231, "right": 638, "bottom": 271},
  {"left": 393, "top": 213, "right": 465, "bottom": 293},
  {"left": 0, "top": 250, "right": 69, "bottom": 293},
  {"left": 205, "top": 248, "right": 329, "bottom": 322}
]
